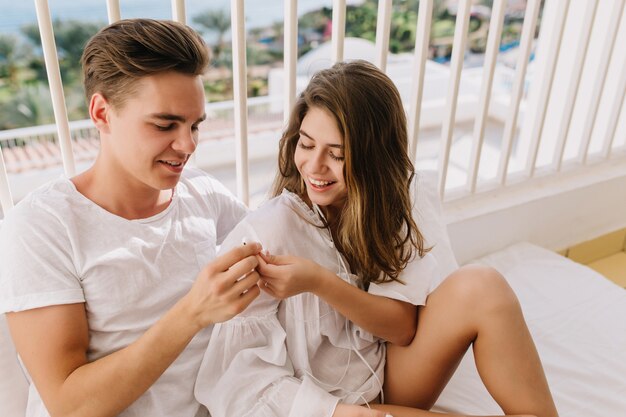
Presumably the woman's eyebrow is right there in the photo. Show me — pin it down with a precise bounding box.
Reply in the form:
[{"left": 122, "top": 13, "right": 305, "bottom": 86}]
[
  {"left": 299, "top": 129, "right": 342, "bottom": 148},
  {"left": 299, "top": 129, "right": 315, "bottom": 141}
]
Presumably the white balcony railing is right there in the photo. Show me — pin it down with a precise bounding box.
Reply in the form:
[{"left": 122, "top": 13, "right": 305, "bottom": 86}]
[{"left": 1, "top": 0, "right": 625, "bottom": 262}]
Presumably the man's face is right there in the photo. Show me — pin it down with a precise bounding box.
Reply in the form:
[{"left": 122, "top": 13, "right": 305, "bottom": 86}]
[{"left": 101, "top": 71, "right": 206, "bottom": 193}]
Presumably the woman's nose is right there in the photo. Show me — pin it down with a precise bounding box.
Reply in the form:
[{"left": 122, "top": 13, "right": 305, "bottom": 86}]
[{"left": 308, "top": 149, "right": 327, "bottom": 172}]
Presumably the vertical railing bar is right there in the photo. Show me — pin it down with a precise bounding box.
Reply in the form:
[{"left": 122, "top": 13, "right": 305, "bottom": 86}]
[
  {"left": 466, "top": 0, "right": 506, "bottom": 193},
  {"left": 578, "top": 0, "right": 625, "bottom": 164},
  {"left": 34, "top": 0, "right": 76, "bottom": 177},
  {"left": 497, "top": 0, "right": 541, "bottom": 185},
  {"left": 283, "top": 0, "right": 298, "bottom": 123},
  {"left": 0, "top": 147, "right": 14, "bottom": 214},
  {"left": 106, "top": 0, "right": 121, "bottom": 23},
  {"left": 231, "top": 0, "right": 249, "bottom": 204},
  {"left": 551, "top": 0, "right": 598, "bottom": 172},
  {"left": 408, "top": 0, "right": 434, "bottom": 161},
  {"left": 374, "top": 0, "right": 392, "bottom": 72},
  {"left": 619, "top": 95, "right": 626, "bottom": 152},
  {"left": 437, "top": 0, "right": 472, "bottom": 199},
  {"left": 331, "top": 0, "right": 346, "bottom": 63},
  {"left": 523, "top": 0, "right": 570, "bottom": 178},
  {"left": 600, "top": 49, "right": 626, "bottom": 159},
  {"left": 171, "top": 0, "right": 186, "bottom": 24}
]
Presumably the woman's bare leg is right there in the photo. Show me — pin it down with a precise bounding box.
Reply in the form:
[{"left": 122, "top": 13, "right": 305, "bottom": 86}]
[
  {"left": 370, "top": 404, "right": 536, "bottom": 417},
  {"left": 383, "top": 265, "right": 558, "bottom": 417}
]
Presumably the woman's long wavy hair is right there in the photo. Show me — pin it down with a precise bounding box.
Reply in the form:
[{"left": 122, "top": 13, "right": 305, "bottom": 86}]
[{"left": 271, "top": 60, "right": 429, "bottom": 286}]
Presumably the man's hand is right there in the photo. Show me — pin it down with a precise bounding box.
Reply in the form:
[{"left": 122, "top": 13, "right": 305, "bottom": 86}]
[
  {"left": 256, "top": 251, "right": 328, "bottom": 299},
  {"left": 183, "top": 242, "right": 263, "bottom": 328}
]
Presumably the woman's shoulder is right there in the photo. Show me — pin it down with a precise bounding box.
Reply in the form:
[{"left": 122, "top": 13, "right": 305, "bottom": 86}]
[
  {"left": 246, "top": 189, "right": 319, "bottom": 225},
  {"left": 227, "top": 190, "right": 332, "bottom": 259}
]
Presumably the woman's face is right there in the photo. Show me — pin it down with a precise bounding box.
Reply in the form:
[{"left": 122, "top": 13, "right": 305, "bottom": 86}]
[{"left": 294, "top": 106, "right": 347, "bottom": 211}]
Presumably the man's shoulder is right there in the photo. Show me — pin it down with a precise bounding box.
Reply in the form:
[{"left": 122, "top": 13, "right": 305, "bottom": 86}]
[
  {"left": 6, "top": 177, "right": 75, "bottom": 219},
  {"left": 0, "top": 177, "right": 76, "bottom": 239}
]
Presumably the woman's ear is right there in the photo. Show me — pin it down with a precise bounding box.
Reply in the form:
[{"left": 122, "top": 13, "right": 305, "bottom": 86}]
[{"left": 89, "top": 93, "right": 111, "bottom": 134}]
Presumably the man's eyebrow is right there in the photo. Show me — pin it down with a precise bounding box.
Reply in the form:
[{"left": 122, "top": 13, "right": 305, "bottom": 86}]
[
  {"left": 149, "top": 113, "right": 207, "bottom": 123},
  {"left": 299, "top": 129, "right": 342, "bottom": 148}
]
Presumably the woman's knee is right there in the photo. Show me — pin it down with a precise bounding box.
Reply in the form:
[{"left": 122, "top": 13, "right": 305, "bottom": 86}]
[{"left": 438, "top": 265, "right": 520, "bottom": 314}]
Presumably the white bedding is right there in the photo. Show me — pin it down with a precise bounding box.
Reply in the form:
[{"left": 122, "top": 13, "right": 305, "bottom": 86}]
[{"left": 433, "top": 242, "right": 626, "bottom": 416}]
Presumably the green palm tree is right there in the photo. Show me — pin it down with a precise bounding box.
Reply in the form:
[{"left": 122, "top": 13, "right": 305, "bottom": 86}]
[
  {"left": 0, "top": 35, "right": 19, "bottom": 88},
  {"left": 193, "top": 9, "right": 231, "bottom": 62}
]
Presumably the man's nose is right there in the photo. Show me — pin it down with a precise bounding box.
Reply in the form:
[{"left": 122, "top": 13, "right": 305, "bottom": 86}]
[{"left": 172, "top": 127, "right": 197, "bottom": 155}]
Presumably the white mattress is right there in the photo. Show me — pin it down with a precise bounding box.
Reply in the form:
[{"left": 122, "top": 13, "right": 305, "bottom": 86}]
[{"left": 432, "top": 242, "right": 626, "bottom": 416}]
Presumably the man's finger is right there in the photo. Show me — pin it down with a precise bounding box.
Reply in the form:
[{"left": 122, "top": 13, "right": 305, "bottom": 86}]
[
  {"left": 212, "top": 242, "right": 262, "bottom": 272},
  {"left": 239, "top": 282, "right": 261, "bottom": 305},
  {"left": 224, "top": 256, "right": 259, "bottom": 281},
  {"left": 231, "top": 270, "right": 261, "bottom": 296},
  {"left": 256, "top": 261, "right": 285, "bottom": 279}
]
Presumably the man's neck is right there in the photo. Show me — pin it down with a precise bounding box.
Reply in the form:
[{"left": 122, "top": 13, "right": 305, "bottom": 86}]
[{"left": 72, "top": 159, "right": 174, "bottom": 220}]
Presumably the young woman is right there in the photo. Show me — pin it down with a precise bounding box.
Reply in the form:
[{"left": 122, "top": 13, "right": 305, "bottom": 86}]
[{"left": 195, "top": 60, "right": 558, "bottom": 417}]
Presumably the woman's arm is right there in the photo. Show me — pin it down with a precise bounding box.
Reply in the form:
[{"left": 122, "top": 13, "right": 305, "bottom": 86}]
[
  {"left": 6, "top": 244, "right": 261, "bottom": 417},
  {"left": 257, "top": 254, "right": 417, "bottom": 346}
]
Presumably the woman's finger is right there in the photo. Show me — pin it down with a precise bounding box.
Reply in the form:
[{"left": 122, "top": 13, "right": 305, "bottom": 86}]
[
  {"left": 256, "top": 260, "right": 287, "bottom": 278},
  {"left": 259, "top": 251, "right": 293, "bottom": 266},
  {"left": 258, "top": 280, "right": 276, "bottom": 297}
]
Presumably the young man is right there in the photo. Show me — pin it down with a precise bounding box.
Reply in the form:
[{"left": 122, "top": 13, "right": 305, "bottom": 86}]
[{"left": 0, "top": 19, "right": 261, "bottom": 417}]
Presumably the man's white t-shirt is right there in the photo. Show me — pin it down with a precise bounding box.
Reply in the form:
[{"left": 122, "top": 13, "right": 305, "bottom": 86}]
[{"left": 0, "top": 168, "right": 247, "bottom": 417}]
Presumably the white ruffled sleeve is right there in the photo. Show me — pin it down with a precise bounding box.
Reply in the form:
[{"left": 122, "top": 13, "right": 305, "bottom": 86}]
[
  {"left": 367, "top": 252, "right": 438, "bottom": 306},
  {"left": 194, "top": 218, "right": 340, "bottom": 417}
]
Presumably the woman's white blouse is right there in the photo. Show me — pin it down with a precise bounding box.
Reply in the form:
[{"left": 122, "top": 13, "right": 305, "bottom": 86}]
[{"left": 195, "top": 190, "right": 438, "bottom": 417}]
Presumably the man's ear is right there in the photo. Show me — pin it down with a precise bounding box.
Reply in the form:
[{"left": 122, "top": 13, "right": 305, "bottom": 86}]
[{"left": 89, "top": 93, "right": 111, "bottom": 134}]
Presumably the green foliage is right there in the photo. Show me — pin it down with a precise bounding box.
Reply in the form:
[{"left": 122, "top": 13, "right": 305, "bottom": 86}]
[
  {"left": 431, "top": 19, "right": 455, "bottom": 39},
  {"left": 204, "top": 78, "right": 231, "bottom": 102},
  {"left": 299, "top": 7, "right": 331, "bottom": 33},
  {"left": 345, "top": 1, "right": 377, "bottom": 42},
  {"left": 0, "top": 34, "right": 34, "bottom": 89},
  {"left": 203, "top": 76, "right": 267, "bottom": 102},
  {"left": 0, "top": 83, "right": 54, "bottom": 130},
  {"left": 193, "top": 9, "right": 231, "bottom": 61},
  {"left": 0, "top": 35, "right": 20, "bottom": 88},
  {"left": 21, "top": 20, "right": 102, "bottom": 84},
  {"left": 0, "top": 20, "right": 98, "bottom": 130}
]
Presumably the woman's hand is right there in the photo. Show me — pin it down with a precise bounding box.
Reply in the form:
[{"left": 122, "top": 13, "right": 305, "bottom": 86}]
[
  {"left": 333, "top": 404, "right": 391, "bottom": 417},
  {"left": 256, "top": 251, "right": 333, "bottom": 299}
]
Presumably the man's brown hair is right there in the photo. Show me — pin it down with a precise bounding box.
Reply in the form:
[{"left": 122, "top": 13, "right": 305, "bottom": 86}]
[{"left": 81, "top": 18, "right": 210, "bottom": 108}]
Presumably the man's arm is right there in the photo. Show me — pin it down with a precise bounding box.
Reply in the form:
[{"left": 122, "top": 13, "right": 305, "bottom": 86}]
[
  {"left": 7, "top": 243, "right": 261, "bottom": 417},
  {"left": 257, "top": 254, "right": 417, "bottom": 346}
]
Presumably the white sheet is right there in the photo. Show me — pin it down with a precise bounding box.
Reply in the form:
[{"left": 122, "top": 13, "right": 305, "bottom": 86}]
[{"left": 432, "top": 242, "right": 626, "bottom": 416}]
